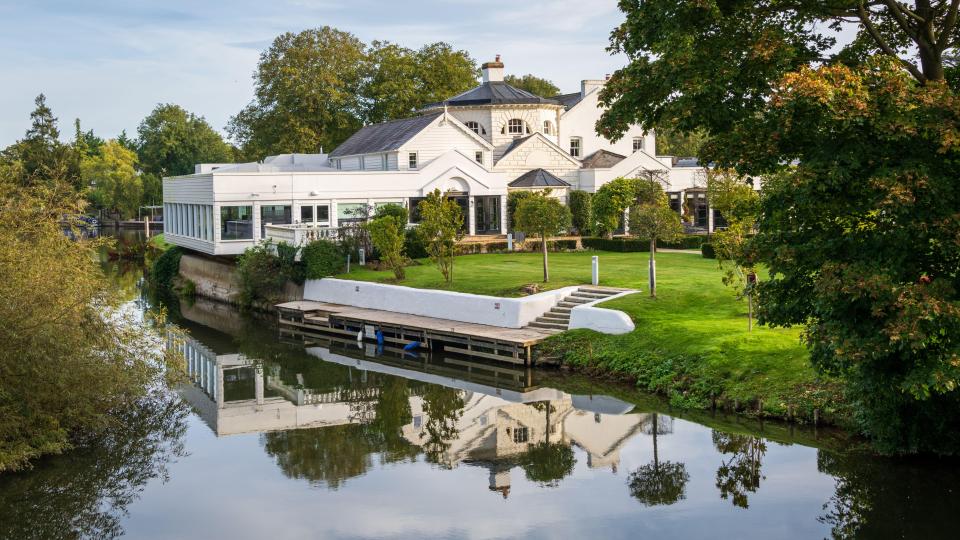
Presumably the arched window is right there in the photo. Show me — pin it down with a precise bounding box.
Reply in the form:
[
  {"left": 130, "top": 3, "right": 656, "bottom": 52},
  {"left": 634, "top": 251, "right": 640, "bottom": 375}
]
[
  {"left": 465, "top": 121, "right": 486, "bottom": 135},
  {"left": 503, "top": 118, "right": 530, "bottom": 136},
  {"left": 543, "top": 120, "right": 554, "bottom": 135}
]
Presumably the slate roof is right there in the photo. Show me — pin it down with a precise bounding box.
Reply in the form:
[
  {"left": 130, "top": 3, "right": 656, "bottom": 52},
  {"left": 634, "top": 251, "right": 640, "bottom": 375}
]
[
  {"left": 580, "top": 149, "right": 626, "bottom": 169},
  {"left": 508, "top": 168, "right": 571, "bottom": 188},
  {"left": 328, "top": 112, "right": 441, "bottom": 157},
  {"left": 426, "top": 82, "right": 561, "bottom": 108},
  {"left": 552, "top": 92, "right": 584, "bottom": 110}
]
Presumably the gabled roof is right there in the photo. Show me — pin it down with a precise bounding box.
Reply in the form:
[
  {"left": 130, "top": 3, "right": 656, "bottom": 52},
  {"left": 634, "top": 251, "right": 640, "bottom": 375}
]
[
  {"left": 329, "top": 112, "right": 441, "bottom": 158},
  {"left": 552, "top": 92, "right": 584, "bottom": 110},
  {"left": 581, "top": 149, "right": 626, "bottom": 169},
  {"left": 426, "top": 82, "right": 560, "bottom": 108},
  {"left": 508, "top": 168, "right": 571, "bottom": 188},
  {"left": 499, "top": 134, "right": 535, "bottom": 160}
]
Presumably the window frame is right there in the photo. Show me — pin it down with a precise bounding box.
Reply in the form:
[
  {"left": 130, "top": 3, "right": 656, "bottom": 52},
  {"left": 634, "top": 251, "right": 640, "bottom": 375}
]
[
  {"left": 507, "top": 118, "right": 524, "bottom": 135},
  {"left": 569, "top": 137, "right": 582, "bottom": 158},
  {"left": 408, "top": 152, "right": 418, "bottom": 169},
  {"left": 475, "top": 151, "right": 483, "bottom": 164},
  {"left": 219, "top": 205, "right": 254, "bottom": 241},
  {"left": 465, "top": 121, "right": 486, "bottom": 135},
  {"left": 632, "top": 137, "right": 644, "bottom": 152}
]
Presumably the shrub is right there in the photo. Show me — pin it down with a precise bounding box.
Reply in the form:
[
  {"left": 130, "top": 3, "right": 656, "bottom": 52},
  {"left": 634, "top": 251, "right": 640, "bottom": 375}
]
[
  {"left": 701, "top": 242, "right": 716, "bottom": 259},
  {"left": 149, "top": 246, "right": 182, "bottom": 291},
  {"left": 582, "top": 237, "right": 650, "bottom": 252},
  {"left": 302, "top": 240, "right": 344, "bottom": 279},
  {"left": 374, "top": 203, "right": 408, "bottom": 222},
  {"left": 524, "top": 239, "right": 579, "bottom": 252},
  {"left": 484, "top": 241, "right": 510, "bottom": 253},
  {"left": 236, "top": 242, "right": 287, "bottom": 308},
  {"left": 568, "top": 190, "right": 592, "bottom": 236},
  {"left": 275, "top": 241, "right": 305, "bottom": 284},
  {"left": 660, "top": 234, "right": 706, "bottom": 249},
  {"left": 507, "top": 191, "right": 534, "bottom": 231},
  {"left": 404, "top": 227, "right": 428, "bottom": 259},
  {"left": 368, "top": 214, "right": 407, "bottom": 280}
]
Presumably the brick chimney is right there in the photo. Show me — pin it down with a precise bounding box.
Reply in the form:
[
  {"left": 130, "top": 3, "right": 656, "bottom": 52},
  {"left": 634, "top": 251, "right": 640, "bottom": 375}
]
[{"left": 481, "top": 54, "right": 504, "bottom": 83}]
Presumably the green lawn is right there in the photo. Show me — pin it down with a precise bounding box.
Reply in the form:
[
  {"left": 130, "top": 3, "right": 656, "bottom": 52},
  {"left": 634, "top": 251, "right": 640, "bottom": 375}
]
[{"left": 338, "top": 251, "right": 846, "bottom": 424}]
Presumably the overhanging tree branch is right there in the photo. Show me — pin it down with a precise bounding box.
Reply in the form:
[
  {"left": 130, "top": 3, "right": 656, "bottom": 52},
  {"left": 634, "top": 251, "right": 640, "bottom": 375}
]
[{"left": 858, "top": 2, "right": 928, "bottom": 81}]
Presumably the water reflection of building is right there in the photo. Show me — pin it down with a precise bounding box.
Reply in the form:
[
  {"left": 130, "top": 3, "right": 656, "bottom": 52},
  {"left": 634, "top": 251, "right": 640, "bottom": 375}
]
[{"left": 172, "top": 332, "right": 652, "bottom": 494}]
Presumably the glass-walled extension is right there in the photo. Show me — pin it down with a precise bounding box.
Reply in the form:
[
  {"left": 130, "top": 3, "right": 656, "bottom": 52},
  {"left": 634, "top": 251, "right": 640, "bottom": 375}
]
[{"left": 164, "top": 203, "right": 214, "bottom": 242}]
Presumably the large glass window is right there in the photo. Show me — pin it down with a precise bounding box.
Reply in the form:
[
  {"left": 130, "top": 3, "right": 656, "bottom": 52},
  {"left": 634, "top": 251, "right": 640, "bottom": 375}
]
[
  {"left": 260, "top": 205, "right": 292, "bottom": 238},
  {"left": 408, "top": 198, "right": 426, "bottom": 223},
  {"left": 317, "top": 204, "right": 330, "bottom": 224},
  {"left": 338, "top": 203, "right": 369, "bottom": 223},
  {"left": 475, "top": 196, "right": 501, "bottom": 235},
  {"left": 300, "top": 205, "right": 313, "bottom": 223},
  {"left": 220, "top": 205, "right": 253, "bottom": 240}
]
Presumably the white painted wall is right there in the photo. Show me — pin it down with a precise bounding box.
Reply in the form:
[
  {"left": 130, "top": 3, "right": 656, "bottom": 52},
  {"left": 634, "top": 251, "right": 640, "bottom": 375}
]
[
  {"left": 568, "top": 291, "right": 637, "bottom": 335},
  {"left": 558, "top": 84, "right": 654, "bottom": 159},
  {"left": 304, "top": 278, "right": 580, "bottom": 329}
]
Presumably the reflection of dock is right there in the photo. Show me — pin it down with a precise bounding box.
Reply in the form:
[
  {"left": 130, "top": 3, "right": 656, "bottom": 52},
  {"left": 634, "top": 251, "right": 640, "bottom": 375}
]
[{"left": 277, "top": 300, "right": 558, "bottom": 365}]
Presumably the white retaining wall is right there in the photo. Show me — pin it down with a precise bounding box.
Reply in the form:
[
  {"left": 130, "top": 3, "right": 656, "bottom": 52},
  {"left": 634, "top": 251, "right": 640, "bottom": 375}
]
[
  {"left": 569, "top": 291, "right": 637, "bottom": 335},
  {"left": 304, "top": 278, "right": 580, "bottom": 329}
]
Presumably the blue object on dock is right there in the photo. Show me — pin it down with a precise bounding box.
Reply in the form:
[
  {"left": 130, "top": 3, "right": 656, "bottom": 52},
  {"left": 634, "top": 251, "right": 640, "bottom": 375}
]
[
  {"left": 375, "top": 329, "right": 384, "bottom": 346},
  {"left": 403, "top": 341, "right": 421, "bottom": 351}
]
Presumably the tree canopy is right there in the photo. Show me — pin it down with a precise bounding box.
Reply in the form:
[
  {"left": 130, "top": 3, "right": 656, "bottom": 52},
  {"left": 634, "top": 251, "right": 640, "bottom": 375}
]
[
  {"left": 504, "top": 74, "right": 560, "bottom": 97},
  {"left": 136, "top": 103, "right": 233, "bottom": 178},
  {"left": 513, "top": 191, "right": 571, "bottom": 282}
]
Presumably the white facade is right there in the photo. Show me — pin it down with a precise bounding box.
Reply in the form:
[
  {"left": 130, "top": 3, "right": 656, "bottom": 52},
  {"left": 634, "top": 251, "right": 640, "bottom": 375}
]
[{"left": 163, "top": 58, "right": 710, "bottom": 256}]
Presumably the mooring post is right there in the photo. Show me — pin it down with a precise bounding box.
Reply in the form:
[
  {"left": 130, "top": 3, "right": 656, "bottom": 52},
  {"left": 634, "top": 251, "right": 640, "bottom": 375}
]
[
  {"left": 144, "top": 215, "right": 150, "bottom": 236},
  {"left": 507, "top": 233, "right": 513, "bottom": 251},
  {"left": 347, "top": 253, "right": 351, "bottom": 273},
  {"left": 359, "top": 248, "right": 365, "bottom": 266},
  {"left": 592, "top": 256, "right": 599, "bottom": 286}
]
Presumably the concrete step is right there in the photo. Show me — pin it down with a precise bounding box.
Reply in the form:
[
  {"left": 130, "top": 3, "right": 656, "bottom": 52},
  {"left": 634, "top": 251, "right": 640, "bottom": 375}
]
[
  {"left": 529, "top": 320, "right": 569, "bottom": 330},
  {"left": 539, "top": 313, "right": 570, "bottom": 322},
  {"left": 578, "top": 286, "right": 627, "bottom": 296},
  {"left": 557, "top": 301, "right": 580, "bottom": 308},
  {"left": 570, "top": 291, "right": 610, "bottom": 300},
  {"left": 565, "top": 296, "right": 594, "bottom": 304},
  {"left": 550, "top": 306, "right": 572, "bottom": 314}
]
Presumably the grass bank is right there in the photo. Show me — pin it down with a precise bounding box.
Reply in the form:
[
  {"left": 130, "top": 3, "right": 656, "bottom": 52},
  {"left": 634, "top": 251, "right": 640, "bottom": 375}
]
[{"left": 338, "top": 250, "right": 849, "bottom": 426}]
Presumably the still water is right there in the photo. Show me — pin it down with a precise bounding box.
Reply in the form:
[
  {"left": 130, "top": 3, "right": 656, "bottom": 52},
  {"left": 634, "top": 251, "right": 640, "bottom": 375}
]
[{"left": 0, "top": 258, "right": 957, "bottom": 539}]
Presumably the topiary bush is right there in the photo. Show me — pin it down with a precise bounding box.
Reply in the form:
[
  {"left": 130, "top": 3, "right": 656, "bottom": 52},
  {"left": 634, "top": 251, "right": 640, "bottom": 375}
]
[
  {"left": 302, "top": 239, "right": 344, "bottom": 279},
  {"left": 404, "top": 227, "right": 428, "bottom": 259},
  {"left": 568, "top": 190, "right": 592, "bottom": 236},
  {"left": 701, "top": 242, "right": 716, "bottom": 259}
]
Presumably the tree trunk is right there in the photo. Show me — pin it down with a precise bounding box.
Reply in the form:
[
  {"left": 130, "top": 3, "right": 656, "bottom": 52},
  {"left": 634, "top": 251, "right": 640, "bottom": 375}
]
[
  {"left": 649, "top": 238, "right": 657, "bottom": 298},
  {"left": 541, "top": 232, "right": 549, "bottom": 282}
]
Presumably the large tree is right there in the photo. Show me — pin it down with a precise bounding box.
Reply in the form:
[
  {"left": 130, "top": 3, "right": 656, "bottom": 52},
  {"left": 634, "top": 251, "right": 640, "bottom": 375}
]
[
  {"left": 513, "top": 191, "right": 571, "bottom": 282},
  {"left": 136, "top": 103, "right": 232, "bottom": 179},
  {"left": 1, "top": 95, "right": 79, "bottom": 188},
  {"left": 363, "top": 41, "right": 477, "bottom": 124},
  {"left": 83, "top": 140, "right": 143, "bottom": 219},
  {"left": 228, "top": 27, "right": 368, "bottom": 159},
  {"left": 599, "top": 1, "right": 960, "bottom": 453},
  {"left": 504, "top": 74, "right": 560, "bottom": 97}
]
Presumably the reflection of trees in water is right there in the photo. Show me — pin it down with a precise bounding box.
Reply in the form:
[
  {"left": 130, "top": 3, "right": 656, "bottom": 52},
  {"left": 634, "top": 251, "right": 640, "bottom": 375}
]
[
  {"left": 627, "top": 413, "right": 689, "bottom": 506},
  {"left": 712, "top": 431, "right": 767, "bottom": 509},
  {"left": 519, "top": 401, "right": 575, "bottom": 487},
  {"left": 419, "top": 386, "right": 464, "bottom": 466},
  {"left": 262, "top": 377, "right": 419, "bottom": 489},
  {"left": 0, "top": 392, "right": 188, "bottom": 540},
  {"left": 817, "top": 450, "right": 960, "bottom": 539}
]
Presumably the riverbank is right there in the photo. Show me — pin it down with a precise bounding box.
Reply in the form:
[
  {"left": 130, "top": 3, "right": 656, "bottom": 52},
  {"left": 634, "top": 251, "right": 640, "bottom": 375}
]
[{"left": 339, "top": 251, "right": 848, "bottom": 427}]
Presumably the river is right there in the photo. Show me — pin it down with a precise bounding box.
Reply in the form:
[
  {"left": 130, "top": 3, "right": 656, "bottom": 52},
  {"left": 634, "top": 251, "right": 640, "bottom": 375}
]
[{"left": 0, "top": 247, "right": 956, "bottom": 539}]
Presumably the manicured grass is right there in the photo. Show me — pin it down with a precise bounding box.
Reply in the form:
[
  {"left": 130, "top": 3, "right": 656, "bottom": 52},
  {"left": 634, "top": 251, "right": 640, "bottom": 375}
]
[{"left": 339, "top": 250, "right": 846, "bottom": 425}]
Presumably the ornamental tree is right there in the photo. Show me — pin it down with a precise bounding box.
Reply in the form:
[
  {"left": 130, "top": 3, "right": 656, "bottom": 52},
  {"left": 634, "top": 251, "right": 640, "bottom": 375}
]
[
  {"left": 368, "top": 204, "right": 408, "bottom": 281},
  {"left": 416, "top": 189, "right": 463, "bottom": 283},
  {"left": 628, "top": 182, "right": 683, "bottom": 298},
  {"left": 513, "top": 191, "right": 572, "bottom": 282}
]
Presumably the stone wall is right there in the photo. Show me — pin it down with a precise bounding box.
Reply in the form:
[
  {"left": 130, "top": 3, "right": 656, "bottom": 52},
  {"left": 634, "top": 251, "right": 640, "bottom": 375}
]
[{"left": 178, "top": 253, "right": 302, "bottom": 308}]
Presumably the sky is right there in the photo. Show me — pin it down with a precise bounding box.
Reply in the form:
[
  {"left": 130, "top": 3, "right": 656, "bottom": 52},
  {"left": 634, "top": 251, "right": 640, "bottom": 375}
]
[{"left": 0, "top": 0, "right": 629, "bottom": 147}]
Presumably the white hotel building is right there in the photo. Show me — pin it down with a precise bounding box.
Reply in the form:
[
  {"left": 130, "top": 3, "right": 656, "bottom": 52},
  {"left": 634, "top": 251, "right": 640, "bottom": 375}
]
[{"left": 162, "top": 57, "right": 709, "bottom": 256}]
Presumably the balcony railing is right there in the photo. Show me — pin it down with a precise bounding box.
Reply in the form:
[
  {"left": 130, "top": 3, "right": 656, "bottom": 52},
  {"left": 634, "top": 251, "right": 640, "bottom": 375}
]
[{"left": 263, "top": 223, "right": 340, "bottom": 249}]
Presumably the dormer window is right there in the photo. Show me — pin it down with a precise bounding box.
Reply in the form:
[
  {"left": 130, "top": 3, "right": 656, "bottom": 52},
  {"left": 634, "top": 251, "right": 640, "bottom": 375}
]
[
  {"left": 504, "top": 118, "right": 530, "bottom": 136},
  {"left": 465, "top": 121, "right": 486, "bottom": 135},
  {"left": 543, "top": 120, "right": 554, "bottom": 135}
]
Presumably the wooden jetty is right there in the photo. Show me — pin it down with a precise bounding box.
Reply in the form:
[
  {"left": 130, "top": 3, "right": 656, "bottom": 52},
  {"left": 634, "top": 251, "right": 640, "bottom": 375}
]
[{"left": 276, "top": 300, "right": 561, "bottom": 365}]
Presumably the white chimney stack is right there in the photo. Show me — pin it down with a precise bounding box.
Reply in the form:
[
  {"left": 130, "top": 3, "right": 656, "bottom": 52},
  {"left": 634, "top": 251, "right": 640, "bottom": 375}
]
[
  {"left": 581, "top": 79, "right": 607, "bottom": 97},
  {"left": 481, "top": 54, "right": 504, "bottom": 83}
]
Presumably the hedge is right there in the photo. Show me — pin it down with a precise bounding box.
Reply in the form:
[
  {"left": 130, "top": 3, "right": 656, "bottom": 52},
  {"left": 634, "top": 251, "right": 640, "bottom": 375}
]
[
  {"left": 582, "top": 237, "right": 650, "bottom": 252},
  {"left": 524, "top": 238, "right": 579, "bottom": 252},
  {"left": 302, "top": 240, "right": 345, "bottom": 279},
  {"left": 660, "top": 234, "right": 707, "bottom": 250}
]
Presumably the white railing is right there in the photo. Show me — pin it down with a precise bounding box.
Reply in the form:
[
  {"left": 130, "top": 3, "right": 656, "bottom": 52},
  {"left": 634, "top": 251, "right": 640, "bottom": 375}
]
[{"left": 263, "top": 223, "right": 340, "bottom": 249}]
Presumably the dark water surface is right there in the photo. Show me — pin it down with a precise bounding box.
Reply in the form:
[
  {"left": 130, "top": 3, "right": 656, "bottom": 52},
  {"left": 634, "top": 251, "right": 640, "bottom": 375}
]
[{"left": 0, "top": 257, "right": 957, "bottom": 540}]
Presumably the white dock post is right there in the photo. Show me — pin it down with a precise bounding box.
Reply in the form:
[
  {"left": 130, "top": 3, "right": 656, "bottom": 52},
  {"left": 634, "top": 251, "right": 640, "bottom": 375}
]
[
  {"left": 507, "top": 233, "right": 513, "bottom": 251},
  {"left": 359, "top": 248, "right": 366, "bottom": 266},
  {"left": 592, "top": 256, "right": 599, "bottom": 285}
]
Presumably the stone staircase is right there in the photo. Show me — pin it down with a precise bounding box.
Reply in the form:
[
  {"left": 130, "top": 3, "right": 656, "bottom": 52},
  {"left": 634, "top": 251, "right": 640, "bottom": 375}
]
[{"left": 527, "top": 287, "right": 626, "bottom": 331}]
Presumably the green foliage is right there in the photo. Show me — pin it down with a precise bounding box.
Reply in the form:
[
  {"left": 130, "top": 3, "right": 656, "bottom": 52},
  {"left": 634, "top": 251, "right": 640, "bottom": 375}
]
[
  {"left": 519, "top": 442, "right": 575, "bottom": 486},
  {"left": 302, "top": 239, "right": 344, "bottom": 279},
  {"left": 150, "top": 246, "right": 183, "bottom": 291},
  {"left": 707, "top": 169, "right": 760, "bottom": 320},
  {"left": 373, "top": 203, "right": 408, "bottom": 222},
  {"left": 404, "top": 227, "right": 428, "bottom": 259},
  {"left": 513, "top": 191, "right": 572, "bottom": 282},
  {"left": 368, "top": 213, "right": 407, "bottom": 281},
  {"left": 701, "top": 243, "right": 716, "bottom": 259},
  {"left": 506, "top": 190, "right": 533, "bottom": 231},
  {"left": 228, "top": 27, "right": 367, "bottom": 159},
  {"left": 363, "top": 41, "right": 477, "bottom": 124},
  {"left": 655, "top": 127, "right": 708, "bottom": 157},
  {"left": 1, "top": 94, "right": 81, "bottom": 189},
  {"left": 0, "top": 172, "right": 176, "bottom": 471},
  {"left": 592, "top": 176, "right": 666, "bottom": 237},
  {"left": 568, "top": 190, "right": 592, "bottom": 235},
  {"left": 275, "top": 241, "right": 305, "bottom": 284},
  {"left": 583, "top": 237, "right": 650, "bottom": 252},
  {"left": 136, "top": 103, "right": 233, "bottom": 180},
  {"left": 660, "top": 235, "right": 705, "bottom": 250},
  {"left": 235, "top": 242, "right": 287, "bottom": 308},
  {"left": 503, "top": 74, "right": 560, "bottom": 97},
  {"left": 82, "top": 140, "right": 143, "bottom": 219},
  {"left": 416, "top": 189, "right": 463, "bottom": 283}
]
